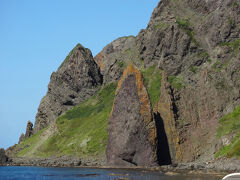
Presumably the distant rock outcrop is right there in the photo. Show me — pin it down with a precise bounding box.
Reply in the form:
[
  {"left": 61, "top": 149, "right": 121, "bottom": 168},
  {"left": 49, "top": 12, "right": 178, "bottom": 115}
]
[
  {"left": 18, "top": 121, "right": 33, "bottom": 144},
  {"left": 25, "top": 121, "right": 33, "bottom": 139},
  {"left": 0, "top": 148, "right": 7, "bottom": 164},
  {"left": 106, "top": 64, "right": 158, "bottom": 167},
  {"left": 33, "top": 44, "right": 103, "bottom": 133}
]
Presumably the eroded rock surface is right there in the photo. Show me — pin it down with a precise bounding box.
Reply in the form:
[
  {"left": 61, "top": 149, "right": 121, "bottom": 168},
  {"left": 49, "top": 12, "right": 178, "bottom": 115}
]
[
  {"left": 106, "top": 64, "right": 158, "bottom": 167},
  {"left": 33, "top": 44, "right": 103, "bottom": 133}
]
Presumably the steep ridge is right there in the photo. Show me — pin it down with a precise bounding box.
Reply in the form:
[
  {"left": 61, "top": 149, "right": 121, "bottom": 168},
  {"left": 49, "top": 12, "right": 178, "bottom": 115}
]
[
  {"left": 106, "top": 64, "right": 158, "bottom": 166},
  {"left": 34, "top": 44, "right": 103, "bottom": 133}
]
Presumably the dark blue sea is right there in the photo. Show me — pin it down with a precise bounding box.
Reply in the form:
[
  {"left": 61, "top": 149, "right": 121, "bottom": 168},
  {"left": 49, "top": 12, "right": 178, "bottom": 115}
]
[{"left": 0, "top": 166, "right": 222, "bottom": 180}]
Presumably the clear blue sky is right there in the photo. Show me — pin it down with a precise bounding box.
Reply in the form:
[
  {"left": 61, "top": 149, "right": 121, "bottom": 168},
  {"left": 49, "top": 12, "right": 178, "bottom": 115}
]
[{"left": 0, "top": 0, "right": 159, "bottom": 149}]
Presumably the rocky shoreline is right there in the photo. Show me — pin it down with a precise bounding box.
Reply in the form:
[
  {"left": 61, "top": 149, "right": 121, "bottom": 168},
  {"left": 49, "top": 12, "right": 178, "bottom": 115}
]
[
  {"left": 1, "top": 156, "right": 239, "bottom": 175},
  {"left": 2, "top": 156, "right": 105, "bottom": 167}
]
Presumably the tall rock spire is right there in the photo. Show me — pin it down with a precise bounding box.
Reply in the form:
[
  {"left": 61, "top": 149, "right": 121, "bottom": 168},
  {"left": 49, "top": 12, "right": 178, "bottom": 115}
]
[{"left": 106, "top": 63, "right": 158, "bottom": 166}]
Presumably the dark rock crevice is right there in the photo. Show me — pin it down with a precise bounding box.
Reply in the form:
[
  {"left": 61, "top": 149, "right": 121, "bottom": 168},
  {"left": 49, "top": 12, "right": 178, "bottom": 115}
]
[
  {"left": 154, "top": 112, "right": 172, "bottom": 165},
  {"left": 169, "top": 87, "right": 179, "bottom": 122},
  {"left": 63, "top": 100, "right": 74, "bottom": 106},
  {"left": 122, "top": 156, "right": 137, "bottom": 166}
]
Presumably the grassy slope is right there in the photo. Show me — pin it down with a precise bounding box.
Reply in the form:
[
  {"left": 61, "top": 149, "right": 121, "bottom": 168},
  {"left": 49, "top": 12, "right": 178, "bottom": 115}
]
[
  {"left": 17, "top": 82, "right": 117, "bottom": 158},
  {"left": 216, "top": 105, "right": 240, "bottom": 158},
  {"left": 17, "top": 128, "right": 46, "bottom": 157}
]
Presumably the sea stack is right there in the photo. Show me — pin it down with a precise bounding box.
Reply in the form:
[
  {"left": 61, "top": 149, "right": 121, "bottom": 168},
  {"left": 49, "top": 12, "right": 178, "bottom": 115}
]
[{"left": 106, "top": 63, "right": 158, "bottom": 167}]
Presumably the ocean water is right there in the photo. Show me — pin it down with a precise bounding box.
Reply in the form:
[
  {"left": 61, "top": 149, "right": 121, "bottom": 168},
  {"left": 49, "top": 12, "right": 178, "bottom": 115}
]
[{"left": 0, "top": 166, "right": 222, "bottom": 180}]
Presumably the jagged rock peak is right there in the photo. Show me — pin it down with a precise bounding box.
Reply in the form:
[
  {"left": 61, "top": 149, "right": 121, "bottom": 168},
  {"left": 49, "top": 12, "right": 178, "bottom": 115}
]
[
  {"left": 107, "top": 63, "right": 158, "bottom": 166},
  {"left": 33, "top": 43, "right": 103, "bottom": 133},
  {"left": 149, "top": 0, "right": 225, "bottom": 24},
  {"left": 58, "top": 43, "right": 92, "bottom": 69}
]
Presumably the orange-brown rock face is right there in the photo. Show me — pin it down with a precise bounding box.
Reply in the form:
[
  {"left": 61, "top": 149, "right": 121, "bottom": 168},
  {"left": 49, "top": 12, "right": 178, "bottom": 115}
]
[
  {"left": 154, "top": 72, "right": 183, "bottom": 164},
  {"left": 94, "top": 52, "right": 104, "bottom": 71},
  {"left": 106, "top": 63, "right": 158, "bottom": 167}
]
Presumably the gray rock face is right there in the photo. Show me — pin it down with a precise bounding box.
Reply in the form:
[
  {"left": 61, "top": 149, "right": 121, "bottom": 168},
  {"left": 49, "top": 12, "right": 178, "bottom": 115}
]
[
  {"left": 136, "top": 1, "right": 205, "bottom": 75},
  {"left": 94, "top": 36, "right": 141, "bottom": 84},
  {"left": 0, "top": 148, "right": 7, "bottom": 164},
  {"left": 33, "top": 44, "right": 103, "bottom": 133},
  {"left": 106, "top": 64, "right": 158, "bottom": 167}
]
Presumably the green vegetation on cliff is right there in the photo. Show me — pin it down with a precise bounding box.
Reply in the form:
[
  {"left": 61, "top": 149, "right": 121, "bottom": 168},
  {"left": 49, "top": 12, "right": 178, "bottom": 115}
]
[
  {"left": 40, "top": 82, "right": 117, "bottom": 157},
  {"left": 216, "top": 105, "right": 240, "bottom": 158},
  {"left": 176, "top": 18, "right": 199, "bottom": 46},
  {"left": 220, "top": 38, "right": 240, "bottom": 54},
  {"left": 141, "top": 66, "right": 162, "bottom": 107},
  {"left": 17, "top": 82, "right": 117, "bottom": 158},
  {"left": 17, "top": 129, "right": 46, "bottom": 157},
  {"left": 154, "top": 22, "right": 169, "bottom": 30},
  {"left": 168, "top": 75, "right": 183, "bottom": 90}
]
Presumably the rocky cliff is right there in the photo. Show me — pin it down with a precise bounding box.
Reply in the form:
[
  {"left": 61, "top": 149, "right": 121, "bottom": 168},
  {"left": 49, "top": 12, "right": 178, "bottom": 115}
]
[
  {"left": 33, "top": 44, "right": 103, "bottom": 133},
  {"left": 135, "top": 0, "right": 240, "bottom": 162},
  {"left": 8, "top": 0, "right": 240, "bottom": 167},
  {"left": 95, "top": 0, "right": 240, "bottom": 162}
]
